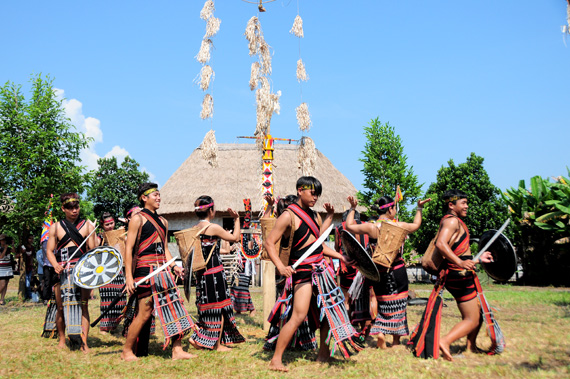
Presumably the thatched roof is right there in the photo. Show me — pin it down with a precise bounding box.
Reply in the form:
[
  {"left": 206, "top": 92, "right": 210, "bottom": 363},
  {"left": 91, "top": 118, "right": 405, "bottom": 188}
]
[{"left": 160, "top": 143, "right": 361, "bottom": 216}]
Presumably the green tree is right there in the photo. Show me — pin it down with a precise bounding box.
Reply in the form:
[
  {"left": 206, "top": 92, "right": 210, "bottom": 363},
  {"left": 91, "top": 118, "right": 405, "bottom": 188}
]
[
  {"left": 414, "top": 153, "right": 509, "bottom": 256},
  {"left": 87, "top": 156, "right": 149, "bottom": 220},
  {"left": 357, "top": 118, "right": 422, "bottom": 221},
  {"left": 0, "top": 74, "right": 90, "bottom": 242}
]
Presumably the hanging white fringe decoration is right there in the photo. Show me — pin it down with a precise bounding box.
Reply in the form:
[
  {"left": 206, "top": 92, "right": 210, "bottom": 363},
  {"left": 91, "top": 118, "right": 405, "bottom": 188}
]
[
  {"left": 196, "top": 65, "right": 214, "bottom": 91},
  {"left": 297, "top": 136, "right": 317, "bottom": 176},
  {"left": 200, "top": 0, "right": 215, "bottom": 20},
  {"left": 259, "top": 41, "right": 272, "bottom": 75},
  {"left": 296, "top": 102, "right": 312, "bottom": 131},
  {"left": 205, "top": 16, "right": 221, "bottom": 38},
  {"left": 249, "top": 62, "right": 260, "bottom": 90},
  {"left": 196, "top": 39, "right": 212, "bottom": 64},
  {"left": 296, "top": 59, "right": 308, "bottom": 82},
  {"left": 200, "top": 94, "right": 213, "bottom": 120},
  {"left": 271, "top": 90, "right": 281, "bottom": 115},
  {"left": 290, "top": 15, "right": 304, "bottom": 38},
  {"left": 245, "top": 17, "right": 261, "bottom": 55},
  {"left": 200, "top": 129, "right": 218, "bottom": 167}
]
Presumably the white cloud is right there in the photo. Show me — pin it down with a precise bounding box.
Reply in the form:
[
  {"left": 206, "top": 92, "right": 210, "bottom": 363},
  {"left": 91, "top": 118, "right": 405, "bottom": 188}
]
[
  {"left": 55, "top": 88, "right": 155, "bottom": 180},
  {"left": 104, "top": 145, "right": 129, "bottom": 163}
]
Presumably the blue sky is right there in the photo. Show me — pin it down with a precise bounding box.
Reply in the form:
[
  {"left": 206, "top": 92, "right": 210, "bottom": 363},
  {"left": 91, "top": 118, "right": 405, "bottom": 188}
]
[{"left": 1, "top": 1, "right": 568, "bottom": 196}]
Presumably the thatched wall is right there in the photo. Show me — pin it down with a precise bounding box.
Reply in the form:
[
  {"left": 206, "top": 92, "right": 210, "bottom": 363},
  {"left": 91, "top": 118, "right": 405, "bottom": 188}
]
[{"left": 159, "top": 143, "right": 362, "bottom": 231}]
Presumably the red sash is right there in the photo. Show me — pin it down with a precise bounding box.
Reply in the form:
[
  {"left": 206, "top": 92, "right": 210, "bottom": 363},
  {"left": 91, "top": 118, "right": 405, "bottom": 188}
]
[{"left": 288, "top": 204, "right": 320, "bottom": 238}]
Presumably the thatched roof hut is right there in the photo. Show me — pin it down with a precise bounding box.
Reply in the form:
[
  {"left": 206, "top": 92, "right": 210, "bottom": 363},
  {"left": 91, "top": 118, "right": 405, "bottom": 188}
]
[{"left": 160, "top": 143, "right": 362, "bottom": 231}]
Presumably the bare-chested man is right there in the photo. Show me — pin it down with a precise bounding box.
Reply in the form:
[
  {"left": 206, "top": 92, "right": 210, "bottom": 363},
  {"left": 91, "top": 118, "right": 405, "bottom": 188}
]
[{"left": 46, "top": 193, "right": 96, "bottom": 352}]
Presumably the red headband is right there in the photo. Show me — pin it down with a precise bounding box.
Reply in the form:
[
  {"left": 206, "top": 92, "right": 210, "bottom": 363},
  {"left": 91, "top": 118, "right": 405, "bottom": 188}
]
[
  {"left": 378, "top": 202, "right": 394, "bottom": 210},
  {"left": 195, "top": 202, "right": 214, "bottom": 211}
]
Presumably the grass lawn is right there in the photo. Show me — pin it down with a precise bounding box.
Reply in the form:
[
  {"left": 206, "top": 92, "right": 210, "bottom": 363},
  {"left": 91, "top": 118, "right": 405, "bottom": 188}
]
[{"left": 1, "top": 274, "right": 569, "bottom": 378}]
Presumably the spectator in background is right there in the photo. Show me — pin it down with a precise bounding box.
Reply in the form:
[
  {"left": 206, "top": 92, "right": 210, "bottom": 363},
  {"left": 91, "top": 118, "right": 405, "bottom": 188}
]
[
  {"left": 41, "top": 238, "right": 55, "bottom": 305},
  {"left": 0, "top": 234, "right": 14, "bottom": 305},
  {"left": 20, "top": 235, "right": 36, "bottom": 301},
  {"left": 36, "top": 246, "right": 45, "bottom": 300}
]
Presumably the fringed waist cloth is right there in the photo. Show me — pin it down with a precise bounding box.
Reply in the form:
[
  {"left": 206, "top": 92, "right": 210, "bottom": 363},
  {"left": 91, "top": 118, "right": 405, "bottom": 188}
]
[
  {"left": 370, "top": 262, "right": 409, "bottom": 336},
  {"left": 150, "top": 269, "right": 196, "bottom": 348},
  {"left": 61, "top": 271, "right": 84, "bottom": 350},
  {"left": 99, "top": 271, "right": 127, "bottom": 332},
  {"left": 266, "top": 258, "right": 364, "bottom": 358},
  {"left": 408, "top": 267, "right": 505, "bottom": 359},
  {"left": 42, "top": 287, "right": 57, "bottom": 339},
  {"left": 191, "top": 252, "right": 245, "bottom": 349}
]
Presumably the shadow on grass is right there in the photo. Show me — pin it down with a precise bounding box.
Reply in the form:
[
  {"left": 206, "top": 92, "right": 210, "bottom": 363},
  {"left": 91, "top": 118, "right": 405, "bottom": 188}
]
[
  {"left": 235, "top": 313, "right": 263, "bottom": 328},
  {"left": 252, "top": 344, "right": 360, "bottom": 371}
]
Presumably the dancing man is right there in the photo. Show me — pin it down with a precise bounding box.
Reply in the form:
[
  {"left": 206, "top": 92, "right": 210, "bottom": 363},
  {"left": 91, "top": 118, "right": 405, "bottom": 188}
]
[
  {"left": 265, "top": 176, "right": 363, "bottom": 372},
  {"left": 409, "top": 189, "right": 494, "bottom": 361},
  {"left": 45, "top": 193, "right": 96, "bottom": 352},
  {"left": 121, "top": 183, "right": 195, "bottom": 361}
]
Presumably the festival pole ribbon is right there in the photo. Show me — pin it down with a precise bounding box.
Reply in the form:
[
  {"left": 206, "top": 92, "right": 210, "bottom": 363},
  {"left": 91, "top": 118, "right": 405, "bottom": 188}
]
[
  {"left": 41, "top": 195, "right": 54, "bottom": 243},
  {"left": 395, "top": 185, "right": 403, "bottom": 217}
]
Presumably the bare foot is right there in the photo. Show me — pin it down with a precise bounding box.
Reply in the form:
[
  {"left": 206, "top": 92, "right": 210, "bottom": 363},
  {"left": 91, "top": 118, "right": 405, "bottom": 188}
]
[
  {"left": 187, "top": 338, "right": 203, "bottom": 350},
  {"left": 81, "top": 345, "right": 91, "bottom": 354},
  {"left": 269, "top": 360, "right": 289, "bottom": 372},
  {"left": 121, "top": 351, "right": 139, "bottom": 362},
  {"left": 172, "top": 350, "right": 198, "bottom": 360},
  {"left": 377, "top": 335, "right": 387, "bottom": 349},
  {"left": 249, "top": 310, "right": 256, "bottom": 317},
  {"left": 215, "top": 344, "right": 232, "bottom": 352},
  {"left": 100, "top": 331, "right": 108, "bottom": 335},
  {"left": 57, "top": 339, "right": 66, "bottom": 349},
  {"left": 439, "top": 341, "right": 453, "bottom": 362}
]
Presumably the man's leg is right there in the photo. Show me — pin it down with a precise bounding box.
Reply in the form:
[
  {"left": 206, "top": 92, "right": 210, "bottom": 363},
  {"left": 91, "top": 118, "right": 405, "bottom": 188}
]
[
  {"left": 439, "top": 297, "right": 480, "bottom": 361},
  {"left": 121, "top": 296, "right": 154, "bottom": 361},
  {"left": 54, "top": 283, "right": 66, "bottom": 348},
  {"left": 269, "top": 282, "right": 312, "bottom": 372},
  {"left": 42, "top": 267, "right": 52, "bottom": 303},
  {"left": 25, "top": 271, "right": 32, "bottom": 300},
  {"left": 0, "top": 279, "right": 7, "bottom": 304},
  {"left": 317, "top": 320, "right": 331, "bottom": 362},
  {"left": 80, "top": 288, "right": 92, "bottom": 353}
]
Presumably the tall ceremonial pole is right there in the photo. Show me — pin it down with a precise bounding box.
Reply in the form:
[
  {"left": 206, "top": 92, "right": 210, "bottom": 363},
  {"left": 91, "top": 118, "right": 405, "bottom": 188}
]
[{"left": 261, "top": 134, "right": 276, "bottom": 332}]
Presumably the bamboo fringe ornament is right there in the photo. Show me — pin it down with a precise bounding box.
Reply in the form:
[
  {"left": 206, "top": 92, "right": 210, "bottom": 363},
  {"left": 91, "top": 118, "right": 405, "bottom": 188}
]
[
  {"left": 259, "top": 41, "right": 272, "bottom": 75},
  {"left": 297, "top": 137, "right": 317, "bottom": 176},
  {"left": 245, "top": 17, "right": 261, "bottom": 55},
  {"left": 290, "top": 15, "right": 304, "bottom": 38},
  {"left": 200, "top": 129, "right": 218, "bottom": 167},
  {"left": 249, "top": 62, "right": 260, "bottom": 90},
  {"left": 197, "top": 65, "right": 214, "bottom": 91},
  {"left": 200, "top": 0, "right": 215, "bottom": 20},
  {"left": 200, "top": 94, "right": 214, "bottom": 120},
  {"left": 205, "top": 16, "right": 221, "bottom": 38},
  {"left": 296, "top": 102, "right": 312, "bottom": 131},
  {"left": 196, "top": 39, "right": 212, "bottom": 64},
  {"left": 296, "top": 59, "right": 308, "bottom": 82}
]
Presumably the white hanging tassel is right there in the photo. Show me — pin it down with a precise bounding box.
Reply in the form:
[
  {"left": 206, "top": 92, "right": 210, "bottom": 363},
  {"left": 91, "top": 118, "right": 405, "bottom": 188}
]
[
  {"left": 296, "top": 59, "right": 308, "bottom": 82},
  {"left": 205, "top": 16, "right": 221, "bottom": 38},
  {"left": 290, "top": 15, "right": 304, "bottom": 38},
  {"left": 259, "top": 40, "right": 272, "bottom": 75},
  {"left": 244, "top": 16, "right": 261, "bottom": 55},
  {"left": 200, "top": 0, "right": 215, "bottom": 20},
  {"left": 249, "top": 62, "right": 260, "bottom": 90},
  {"left": 196, "top": 39, "right": 212, "bottom": 64},
  {"left": 271, "top": 90, "right": 281, "bottom": 115},
  {"left": 297, "top": 136, "right": 317, "bottom": 176},
  {"left": 196, "top": 65, "right": 214, "bottom": 91},
  {"left": 296, "top": 102, "right": 312, "bottom": 131},
  {"left": 200, "top": 129, "right": 218, "bottom": 167},
  {"left": 348, "top": 271, "right": 364, "bottom": 301},
  {"left": 200, "top": 94, "right": 213, "bottom": 120}
]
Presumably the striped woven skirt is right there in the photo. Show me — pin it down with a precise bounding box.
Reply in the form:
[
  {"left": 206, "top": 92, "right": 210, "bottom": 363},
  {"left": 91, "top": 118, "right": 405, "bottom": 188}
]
[
  {"left": 150, "top": 269, "right": 195, "bottom": 348},
  {"left": 370, "top": 263, "right": 409, "bottom": 336},
  {"left": 42, "top": 288, "right": 57, "bottom": 338},
  {"left": 99, "top": 271, "right": 127, "bottom": 332},
  {"left": 231, "top": 273, "right": 255, "bottom": 313},
  {"left": 191, "top": 253, "right": 245, "bottom": 349},
  {"left": 0, "top": 257, "right": 13, "bottom": 279}
]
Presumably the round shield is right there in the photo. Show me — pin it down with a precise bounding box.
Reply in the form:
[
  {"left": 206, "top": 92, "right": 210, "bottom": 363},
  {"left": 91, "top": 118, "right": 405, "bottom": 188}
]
[
  {"left": 72, "top": 246, "right": 123, "bottom": 289},
  {"left": 341, "top": 230, "right": 381, "bottom": 282},
  {"left": 478, "top": 230, "right": 517, "bottom": 282}
]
